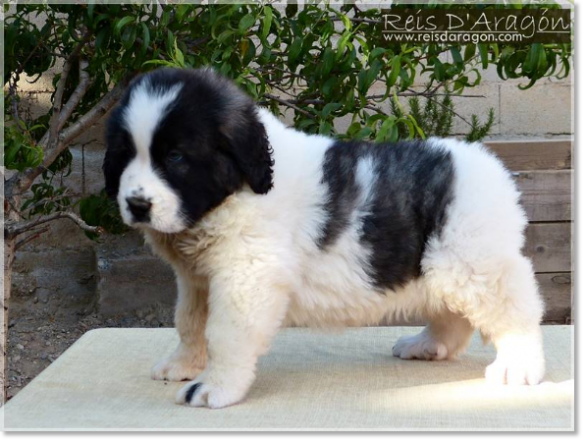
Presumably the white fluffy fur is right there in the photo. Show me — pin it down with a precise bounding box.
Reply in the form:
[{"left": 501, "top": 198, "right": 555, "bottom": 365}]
[{"left": 121, "top": 103, "right": 545, "bottom": 409}]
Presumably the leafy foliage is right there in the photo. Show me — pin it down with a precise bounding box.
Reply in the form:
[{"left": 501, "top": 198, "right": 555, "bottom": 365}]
[
  {"left": 4, "top": 2, "right": 572, "bottom": 238},
  {"left": 465, "top": 110, "right": 497, "bottom": 143},
  {"left": 390, "top": 88, "right": 495, "bottom": 141},
  {"left": 79, "top": 190, "right": 128, "bottom": 239},
  {"left": 4, "top": 122, "right": 45, "bottom": 172}
]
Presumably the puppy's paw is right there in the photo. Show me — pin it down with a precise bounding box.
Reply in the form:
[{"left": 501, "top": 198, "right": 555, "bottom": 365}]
[
  {"left": 393, "top": 332, "right": 448, "bottom": 361},
  {"left": 175, "top": 368, "right": 254, "bottom": 409},
  {"left": 151, "top": 355, "right": 205, "bottom": 382},
  {"left": 485, "top": 353, "right": 545, "bottom": 386},
  {"left": 486, "top": 332, "right": 545, "bottom": 385},
  {"left": 176, "top": 381, "right": 242, "bottom": 409}
]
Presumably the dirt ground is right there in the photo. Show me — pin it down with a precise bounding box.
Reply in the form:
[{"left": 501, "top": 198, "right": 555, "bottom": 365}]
[{"left": 6, "top": 289, "right": 174, "bottom": 401}]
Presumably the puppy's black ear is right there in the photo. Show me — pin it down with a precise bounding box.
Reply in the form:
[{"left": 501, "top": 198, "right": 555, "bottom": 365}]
[
  {"left": 102, "top": 151, "right": 119, "bottom": 199},
  {"left": 220, "top": 108, "right": 274, "bottom": 195},
  {"left": 103, "top": 107, "right": 133, "bottom": 200}
]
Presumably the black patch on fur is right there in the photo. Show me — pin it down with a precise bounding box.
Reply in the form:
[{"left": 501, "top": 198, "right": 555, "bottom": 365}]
[
  {"left": 103, "top": 105, "right": 136, "bottom": 199},
  {"left": 318, "top": 141, "right": 364, "bottom": 248},
  {"left": 318, "top": 139, "right": 454, "bottom": 291},
  {"left": 185, "top": 382, "right": 202, "bottom": 403},
  {"left": 104, "top": 68, "right": 274, "bottom": 226}
]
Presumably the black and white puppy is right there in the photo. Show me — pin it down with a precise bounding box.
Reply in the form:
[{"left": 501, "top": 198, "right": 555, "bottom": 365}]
[{"left": 104, "top": 67, "right": 545, "bottom": 409}]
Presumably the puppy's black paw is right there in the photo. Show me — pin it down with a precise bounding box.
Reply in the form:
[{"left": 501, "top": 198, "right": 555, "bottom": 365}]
[
  {"left": 176, "top": 370, "right": 249, "bottom": 409},
  {"left": 184, "top": 382, "right": 203, "bottom": 403}
]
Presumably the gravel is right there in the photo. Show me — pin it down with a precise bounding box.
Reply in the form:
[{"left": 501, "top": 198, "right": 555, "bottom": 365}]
[{"left": 7, "top": 295, "right": 174, "bottom": 401}]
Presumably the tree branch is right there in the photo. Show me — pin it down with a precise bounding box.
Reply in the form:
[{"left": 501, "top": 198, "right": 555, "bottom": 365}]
[
  {"left": 331, "top": 17, "right": 381, "bottom": 25},
  {"left": 6, "top": 79, "right": 128, "bottom": 200},
  {"left": 263, "top": 93, "right": 315, "bottom": 119},
  {"left": 48, "top": 30, "right": 92, "bottom": 146},
  {"left": 265, "top": 80, "right": 298, "bottom": 99},
  {"left": 57, "top": 59, "right": 93, "bottom": 132},
  {"left": 5, "top": 212, "right": 103, "bottom": 239},
  {"left": 61, "top": 80, "right": 127, "bottom": 145},
  {"left": 15, "top": 227, "right": 50, "bottom": 250},
  {"left": 263, "top": 85, "right": 485, "bottom": 109},
  {"left": 8, "top": 74, "right": 24, "bottom": 131}
]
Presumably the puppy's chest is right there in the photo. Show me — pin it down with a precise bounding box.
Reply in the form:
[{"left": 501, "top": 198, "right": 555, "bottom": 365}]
[{"left": 145, "top": 228, "right": 219, "bottom": 275}]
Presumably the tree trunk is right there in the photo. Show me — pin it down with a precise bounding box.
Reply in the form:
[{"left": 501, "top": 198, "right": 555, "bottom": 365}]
[
  {"left": 2, "top": 236, "right": 16, "bottom": 405},
  {"left": 3, "top": 187, "right": 21, "bottom": 405}
]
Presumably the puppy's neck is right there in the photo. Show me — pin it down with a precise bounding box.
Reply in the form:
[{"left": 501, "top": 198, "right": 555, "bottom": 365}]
[{"left": 143, "top": 192, "right": 254, "bottom": 271}]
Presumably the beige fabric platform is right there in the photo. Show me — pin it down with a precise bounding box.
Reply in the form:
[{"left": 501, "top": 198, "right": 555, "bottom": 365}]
[{"left": 2, "top": 326, "right": 574, "bottom": 431}]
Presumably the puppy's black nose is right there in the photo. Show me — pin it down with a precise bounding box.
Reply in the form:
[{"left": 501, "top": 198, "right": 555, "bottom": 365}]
[{"left": 126, "top": 196, "right": 152, "bottom": 221}]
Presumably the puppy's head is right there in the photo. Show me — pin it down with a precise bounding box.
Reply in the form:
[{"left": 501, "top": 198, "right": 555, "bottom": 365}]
[{"left": 103, "top": 67, "right": 273, "bottom": 233}]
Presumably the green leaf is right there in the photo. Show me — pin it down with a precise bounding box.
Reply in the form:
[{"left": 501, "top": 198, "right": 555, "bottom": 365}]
[
  {"left": 523, "top": 43, "right": 541, "bottom": 73},
  {"left": 365, "top": 59, "right": 382, "bottom": 92},
  {"left": 121, "top": 24, "right": 137, "bottom": 50},
  {"left": 340, "top": 13, "right": 351, "bottom": 31},
  {"left": 336, "top": 30, "right": 352, "bottom": 60},
  {"left": 557, "top": 57, "right": 571, "bottom": 79},
  {"left": 143, "top": 59, "right": 175, "bottom": 68},
  {"left": 114, "top": 16, "right": 134, "bottom": 38},
  {"left": 464, "top": 44, "right": 476, "bottom": 62},
  {"left": 298, "top": 118, "right": 316, "bottom": 130},
  {"left": 87, "top": 1, "right": 95, "bottom": 20},
  {"left": 376, "top": 116, "right": 397, "bottom": 142},
  {"left": 366, "top": 113, "right": 387, "bottom": 127},
  {"left": 174, "top": 40, "right": 185, "bottom": 67},
  {"left": 322, "top": 103, "right": 343, "bottom": 118},
  {"left": 346, "top": 122, "right": 362, "bottom": 136},
  {"left": 397, "top": 116, "right": 415, "bottom": 139},
  {"left": 160, "top": 9, "right": 171, "bottom": 28},
  {"left": 321, "top": 47, "right": 335, "bottom": 77},
  {"left": 433, "top": 58, "right": 446, "bottom": 81},
  {"left": 5, "top": 139, "right": 22, "bottom": 167},
  {"left": 491, "top": 43, "right": 500, "bottom": 59},
  {"left": 288, "top": 37, "right": 303, "bottom": 65},
  {"left": 238, "top": 13, "right": 255, "bottom": 34},
  {"left": 388, "top": 124, "right": 399, "bottom": 142},
  {"left": 93, "top": 13, "right": 111, "bottom": 29},
  {"left": 536, "top": 45, "right": 548, "bottom": 74},
  {"left": 478, "top": 44, "right": 489, "bottom": 69},
  {"left": 450, "top": 47, "right": 463, "bottom": 66},
  {"left": 217, "top": 30, "right": 233, "bottom": 45},
  {"left": 518, "top": 76, "right": 538, "bottom": 90},
  {"left": 318, "top": 120, "right": 333, "bottom": 135},
  {"left": 357, "top": 68, "right": 367, "bottom": 94},
  {"left": 140, "top": 23, "right": 150, "bottom": 56},
  {"left": 286, "top": 2, "right": 298, "bottom": 18},
  {"left": 262, "top": 7, "right": 273, "bottom": 40},
  {"left": 322, "top": 77, "right": 337, "bottom": 99},
  {"left": 166, "top": 29, "right": 174, "bottom": 54},
  {"left": 388, "top": 55, "right": 401, "bottom": 88},
  {"left": 175, "top": 5, "right": 190, "bottom": 23},
  {"left": 355, "top": 127, "right": 373, "bottom": 140},
  {"left": 95, "top": 27, "right": 109, "bottom": 52},
  {"left": 369, "top": 47, "right": 386, "bottom": 62}
]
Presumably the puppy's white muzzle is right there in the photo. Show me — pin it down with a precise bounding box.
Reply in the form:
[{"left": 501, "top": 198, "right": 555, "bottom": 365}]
[{"left": 118, "top": 157, "right": 186, "bottom": 233}]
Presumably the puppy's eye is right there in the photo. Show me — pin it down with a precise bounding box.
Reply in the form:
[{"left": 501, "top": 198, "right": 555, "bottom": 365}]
[{"left": 167, "top": 150, "right": 184, "bottom": 163}]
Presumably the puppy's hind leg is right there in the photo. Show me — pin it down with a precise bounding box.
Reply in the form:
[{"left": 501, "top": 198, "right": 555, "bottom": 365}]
[
  {"left": 393, "top": 309, "right": 474, "bottom": 361},
  {"left": 152, "top": 270, "right": 208, "bottom": 381}
]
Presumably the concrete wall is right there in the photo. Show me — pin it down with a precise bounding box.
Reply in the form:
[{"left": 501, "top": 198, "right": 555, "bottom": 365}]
[{"left": 11, "top": 63, "right": 573, "bottom": 318}]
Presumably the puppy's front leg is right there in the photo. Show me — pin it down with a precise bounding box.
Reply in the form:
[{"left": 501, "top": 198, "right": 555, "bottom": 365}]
[
  {"left": 152, "top": 270, "right": 208, "bottom": 381},
  {"left": 176, "top": 269, "right": 289, "bottom": 409}
]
